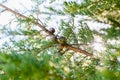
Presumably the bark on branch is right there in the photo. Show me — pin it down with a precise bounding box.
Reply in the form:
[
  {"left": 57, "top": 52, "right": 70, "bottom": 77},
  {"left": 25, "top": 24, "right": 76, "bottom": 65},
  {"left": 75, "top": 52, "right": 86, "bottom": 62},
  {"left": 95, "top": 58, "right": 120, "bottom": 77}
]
[{"left": 66, "top": 45, "right": 93, "bottom": 56}]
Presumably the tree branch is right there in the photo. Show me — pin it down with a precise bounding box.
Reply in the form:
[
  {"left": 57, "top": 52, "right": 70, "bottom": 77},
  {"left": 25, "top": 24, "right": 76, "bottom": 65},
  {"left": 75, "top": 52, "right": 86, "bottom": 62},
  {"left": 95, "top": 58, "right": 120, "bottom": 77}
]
[
  {"left": 0, "top": 3, "right": 53, "bottom": 36},
  {"left": 66, "top": 45, "right": 93, "bottom": 57},
  {"left": 0, "top": 3, "right": 93, "bottom": 57}
]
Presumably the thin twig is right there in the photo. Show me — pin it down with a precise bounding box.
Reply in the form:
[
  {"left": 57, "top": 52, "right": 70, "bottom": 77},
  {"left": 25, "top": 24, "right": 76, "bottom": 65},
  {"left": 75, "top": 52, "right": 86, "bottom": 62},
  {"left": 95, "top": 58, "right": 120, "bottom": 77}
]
[
  {"left": 66, "top": 45, "right": 93, "bottom": 57},
  {"left": 0, "top": 3, "right": 53, "bottom": 36}
]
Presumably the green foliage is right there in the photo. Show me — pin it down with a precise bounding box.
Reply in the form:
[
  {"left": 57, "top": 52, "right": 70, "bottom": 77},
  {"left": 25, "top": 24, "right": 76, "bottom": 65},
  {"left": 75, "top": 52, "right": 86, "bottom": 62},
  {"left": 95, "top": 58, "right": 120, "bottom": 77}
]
[
  {"left": 63, "top": 0, "right": 120, "bottom": 38},
  {"left": 59, "top": 19, "right": 93, "bottom": 44},
  {"left": 100, "top": 52, "right": 120, "bottom": 80},
  {"left": 46, "top": 7, "right": 65, "bottom": 15},
  {"left": 59, "top": 20, "right": 78, "bottom": 44},
  {"left": 0, "top": 51, "right": 98, "bottom": 80},
  {"left": 102, "top": 26, "right": 120, "bottom": 39},
  {"left": 64, "top": 1, "right": 80, "bottom": 16},
  {"left": 0, "top": 51, "right": 99, "bottom": 80},
  {"left": 78, "top": 22, "right": 93, "bottom": 43},
  {"left": 0, "top": 52, "right": 50, "bottom": 80},
  {"left": 0, "top": 0, "right": 120, "bottom": 80}
]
